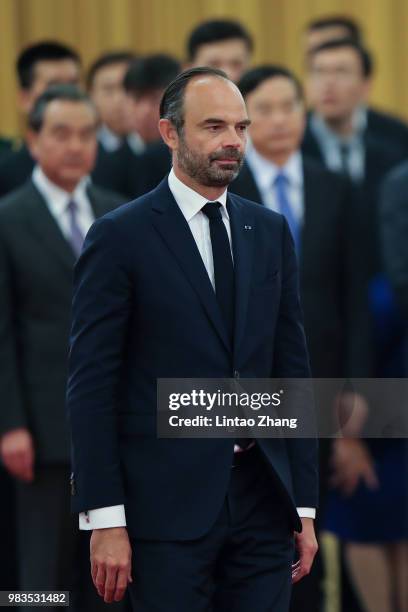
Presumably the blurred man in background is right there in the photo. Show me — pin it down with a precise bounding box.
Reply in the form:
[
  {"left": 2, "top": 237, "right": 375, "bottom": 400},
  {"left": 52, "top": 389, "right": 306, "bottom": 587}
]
[
  {"left": 87, "top": 50, "right": 135, "bottom": 195},
  {"left": 0, "top": 42, "right": 82, "bottom": 593},
  {"left": 123, "top": 53, "right": 180, "bottom": 197},
  {"left": 0, "top": 41, "right": 81, "bottom": 197},
  {"left": 0, "top": 85, "right": 124, "bottom": 609},
  {"left": 303, "top": 19, "right": 408, "bottom": 156},
  {"left": 303, "top": 38, "right": 404, "bottom": 182},
  {"left": 303, "top": 38, "right": 403, "bottom": 317},
  {"left": 186, "top": 18, "right": 253, "bottom": 83},
  {"left": 124, "top": 53, "right": 180, "bottom": 147},
  {"left": 232, "top": 65, "right": 358, "bottom": 379},
  {"left": 87, "top": 50, "right": 135, "bottom": 154}
]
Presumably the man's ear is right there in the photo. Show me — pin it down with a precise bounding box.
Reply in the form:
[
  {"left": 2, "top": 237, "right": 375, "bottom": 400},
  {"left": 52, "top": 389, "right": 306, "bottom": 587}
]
[
  {"left": 361, "top": 77, "right": 372, "bottom": 103},
  {"left": 26, "top": 129, "right": 39, "bottom": 161},
  {"left": 18, "top": 88, "right": 33, "bottom": 115},
  {"left": 158, "top": 118, "right": 179, "bottom": 152}
]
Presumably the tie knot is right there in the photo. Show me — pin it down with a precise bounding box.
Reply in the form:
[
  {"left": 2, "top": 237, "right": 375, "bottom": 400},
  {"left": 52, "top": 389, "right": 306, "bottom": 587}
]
[
  {"left": 67, "top": 199, "right": 78, "bottom": 213},
  {"left": 274, "top": 172, "right": 288, "bottom": 187},
  {"left": 201, "top": 201, "right": 222, "bottom": 220}
]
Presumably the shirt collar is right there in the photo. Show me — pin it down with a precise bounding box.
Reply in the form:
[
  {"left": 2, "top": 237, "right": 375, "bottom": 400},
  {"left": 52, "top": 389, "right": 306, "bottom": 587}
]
[
  {"left": 245, "top": 140, "right": 303, "bottom": 190},
  {"left": 127, "top": 132, "right": 145, "bottom": 155},
  {"left": 98, "top": 124, "right": 123, "bottom": 152},
  {"left": 311, "top": 106, "right": 365, "bottom": 144},
  {"left": 32, "top": 165, "right": 90, "bottom": 216},
  {"left": 168, "top": 167, "right": 228, "bottom": 222}
]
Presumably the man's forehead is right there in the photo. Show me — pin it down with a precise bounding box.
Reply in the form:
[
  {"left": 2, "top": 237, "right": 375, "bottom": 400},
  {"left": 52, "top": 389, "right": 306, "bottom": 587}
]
[
  {"left": 44, "top": 100, "right": 96, "bottom": 123},
  {"left": 312, "top": 47, "right": 360, "bottom": 65},
  {"left": 196, "top": 38, "right": 249, "bottom": 57},
  {"left": 252, "top": 76, "right": 297, "bottom": 95},
  {"left": 34, "top": 59, "right": 80, "bottom": 78},
  {"left": 94, "top": 62, "right": 128, "bottom": 80},
  {"left": 185, "top": 75, "right": 239, "bottom": 98},
  {"left": 184, "top": 77, "right": 246, "bottom": 116}
]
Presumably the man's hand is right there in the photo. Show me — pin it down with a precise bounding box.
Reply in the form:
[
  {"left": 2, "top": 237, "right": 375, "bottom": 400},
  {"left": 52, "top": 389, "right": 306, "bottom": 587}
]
[
  {"left": 0, "top": 428, "right": 35, "bottom": 482},
  {"left": 90, "top": 527, "right": 133, "bottom": 603},
  {"left": 292, "top": 518, "right": 318, "bottom": 583},
  {"left": 330, "top": 438, "right": 379, "bottom": 496}
]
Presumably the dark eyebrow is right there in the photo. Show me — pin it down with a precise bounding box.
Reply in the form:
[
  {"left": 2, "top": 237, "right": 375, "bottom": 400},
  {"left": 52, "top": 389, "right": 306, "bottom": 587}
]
[{"left": 199, "top": 118, "right": 251, "bottom": 127}]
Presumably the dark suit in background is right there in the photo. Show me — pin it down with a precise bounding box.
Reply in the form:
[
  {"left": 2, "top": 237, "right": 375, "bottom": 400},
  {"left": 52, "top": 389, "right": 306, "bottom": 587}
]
[
  {"left": 231, "top": 157, "right": 362, "bottom": 378},
  {"left": 302, "top": 122, "right": 405, "bottom": 376},
  {"left": 367, "top": 107, "right": 408, "bottom": 158},
  {"left": 380, "top": 160, "right": 408, "bottom": 317},
  {"left": 0, "top": 180, "right": 123, "bottom": 609},
  {"left": 0, "top": 136, "right": 14, "bottom": 161}
]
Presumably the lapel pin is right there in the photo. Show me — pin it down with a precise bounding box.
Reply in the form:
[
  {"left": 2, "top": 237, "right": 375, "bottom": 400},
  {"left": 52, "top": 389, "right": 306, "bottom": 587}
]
[{"left": 244, "top": 225, "right": 252, "bottom": 230}]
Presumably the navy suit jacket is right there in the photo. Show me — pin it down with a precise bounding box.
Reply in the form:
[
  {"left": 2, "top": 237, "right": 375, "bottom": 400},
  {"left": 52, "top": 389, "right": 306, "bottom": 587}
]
[{"left": 67, "top": 177, "right": 318, "bottom": 539}]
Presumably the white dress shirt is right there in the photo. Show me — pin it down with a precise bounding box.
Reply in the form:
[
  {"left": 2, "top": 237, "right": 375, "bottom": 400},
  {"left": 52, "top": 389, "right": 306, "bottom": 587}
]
[
  {"left": 32, "top": 165, "right": 95, "bottom": 239},
  {"left": 245, "top": 142, "right": 304, "bottom": 224},
  {"left": 98, "top": 124, "right": 145, "bottom": 155},
  {"left": 79, "top": 168, "right": 315, "bottom": 529}
]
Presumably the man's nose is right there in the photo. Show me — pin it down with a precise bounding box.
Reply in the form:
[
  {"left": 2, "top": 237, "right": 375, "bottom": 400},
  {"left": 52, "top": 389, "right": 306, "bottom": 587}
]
[
  {"left": 67, "top": 136, "right": 84, "bottom": 152},
  {"left": 222, "top": 127, "right": 243, "bottom": 149}
]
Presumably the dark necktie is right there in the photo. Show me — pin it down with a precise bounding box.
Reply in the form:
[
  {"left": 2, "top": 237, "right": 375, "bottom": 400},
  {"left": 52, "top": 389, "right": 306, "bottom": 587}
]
[
  {"left": 201, "top": 202, "right": 235, "bottom": 344},
  {"left": 274, "top": 172, "right": 300, "bottom": 256},
  {"left": 66, "top": 199, "right": 84, "bottom": 257},
  {"left": 339, "top": 142, "right": 350, "bottom": 176},
  {"left": 201, "top": 202, "right": 251, "bottom": 450}
]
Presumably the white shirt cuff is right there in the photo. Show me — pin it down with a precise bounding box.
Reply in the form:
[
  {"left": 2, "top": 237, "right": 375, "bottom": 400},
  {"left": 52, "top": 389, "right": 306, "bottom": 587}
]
[
  {"left": 79, "top": 504, "right": 126, "bottom": 530},
  {"left": 296, "top": 507, "right": 316, "bottom": 519}
]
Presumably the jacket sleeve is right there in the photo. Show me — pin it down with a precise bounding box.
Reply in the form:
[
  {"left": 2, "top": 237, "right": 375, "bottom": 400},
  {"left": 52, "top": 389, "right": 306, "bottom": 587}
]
[
  {"left": 271, "top": 218, "right": 319, "bottom": 510},
  {"left": 0, "top": 227, "right": 28, "bottom": 434},
  {"left": 67, "top": 215, "right": 132, "bottom": 513}
]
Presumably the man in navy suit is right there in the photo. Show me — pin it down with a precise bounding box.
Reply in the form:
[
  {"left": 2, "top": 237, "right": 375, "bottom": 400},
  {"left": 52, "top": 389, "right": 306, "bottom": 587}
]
[{"left": 67, "top": 67, "right": 318, "bottom": 611}]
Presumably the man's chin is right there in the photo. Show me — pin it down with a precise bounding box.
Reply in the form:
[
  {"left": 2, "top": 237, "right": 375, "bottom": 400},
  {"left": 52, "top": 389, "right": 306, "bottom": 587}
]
[{"left": 205, "top": 169, "right": 240, "bottom": 187}]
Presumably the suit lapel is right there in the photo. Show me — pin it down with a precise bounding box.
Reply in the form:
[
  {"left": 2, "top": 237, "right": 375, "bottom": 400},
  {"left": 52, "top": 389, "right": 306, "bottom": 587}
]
[
  {"left": 25, "top": 181, "right": 76, "bottom": 274},
  {"left": 150, "top": 180, "right": 231, "bottom": 352},
  {"left": 228, "top": 195, "right": 255, "bottom": 357}
]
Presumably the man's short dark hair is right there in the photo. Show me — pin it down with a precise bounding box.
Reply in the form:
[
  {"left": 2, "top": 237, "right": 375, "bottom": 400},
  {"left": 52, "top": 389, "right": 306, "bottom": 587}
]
[
  {"left": 160, "top": 66, "right": 228, "bottom": 134},
  {"left": 305, "top": 15, "right": 362, "bottom": 44},
  {"left": 124, "top": 54, "right": 181, "bottom": 97},
  {"left": 86, "top": 51, "right": 135, "bottom": 90},
  {"left": 308, "top": 38, "right": 373, "bottom": 78},
  {"left": 17, "top": 41, "right": 81, "bottom": 90},
  {"left": 28, "top": 84, "right": 97, "bottom": 132},
  {"left": 187, "top": 19, "right": 253, "bottom": 61},
  {"left": 238, "top": 65, "right": 304, "bottom": 101}
]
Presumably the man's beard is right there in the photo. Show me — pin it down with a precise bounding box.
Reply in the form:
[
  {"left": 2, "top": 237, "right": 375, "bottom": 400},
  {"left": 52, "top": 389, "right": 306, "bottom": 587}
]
[{"left": 176, "top": 135, "right": 244, "bottom": 187}]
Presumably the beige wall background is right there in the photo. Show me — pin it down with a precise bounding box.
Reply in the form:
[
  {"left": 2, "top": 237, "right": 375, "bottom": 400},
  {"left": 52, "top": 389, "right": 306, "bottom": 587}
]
[{"left": 1, "top": 0, "right": 408, "bottom": 137}]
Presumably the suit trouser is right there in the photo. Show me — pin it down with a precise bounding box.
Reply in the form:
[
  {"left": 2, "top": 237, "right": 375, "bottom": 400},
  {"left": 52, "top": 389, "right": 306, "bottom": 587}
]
[
  {"left": 128, "top": 445, "right": 295, "bottom": 612},
  {"left": 16, "top": 465, "right": 128, "bottom": 612}
]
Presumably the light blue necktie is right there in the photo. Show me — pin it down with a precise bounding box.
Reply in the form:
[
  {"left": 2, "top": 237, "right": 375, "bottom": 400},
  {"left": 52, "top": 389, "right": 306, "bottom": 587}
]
[
  {"left": 274, "top": 172, "right": 300, "bottom": 256},
  {"left": 66, "top": 200, "right": 84, "bottom": 258}
]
